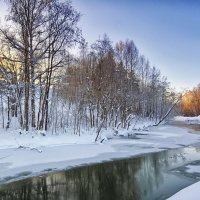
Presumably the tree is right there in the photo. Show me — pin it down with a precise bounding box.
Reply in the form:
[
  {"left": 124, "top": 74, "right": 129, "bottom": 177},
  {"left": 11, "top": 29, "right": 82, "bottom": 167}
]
[{"left": 0, "top": 0, "right": 81, "bottom": 131}]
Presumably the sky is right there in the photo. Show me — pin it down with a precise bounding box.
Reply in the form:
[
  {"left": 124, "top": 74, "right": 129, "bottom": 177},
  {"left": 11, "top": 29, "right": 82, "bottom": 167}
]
[
  {"left": 0, "top": 0, "right": 200, "bottom": 91},
  {"left": 72, "top": 0, "right": 200, "bottom": 92}
]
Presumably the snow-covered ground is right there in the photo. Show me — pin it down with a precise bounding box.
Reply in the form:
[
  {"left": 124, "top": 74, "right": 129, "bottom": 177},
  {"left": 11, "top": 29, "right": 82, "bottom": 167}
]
[
  {"left": 167, "top": 116, "right": 200, "bottom": 200},
  {"left": 167, "top": 162, "right": 200, "bottom": 200},
  {"left": 0, "top": 122, "right": 200, "bottom": 181},
  {"left": 174, "top": 115, "right": 200, "bottom": 124},
  {"left": 0, "top": 116, "right": 200, "bottom": 199},
  {"left": 167, "top": 181, "right": 200, "bottom": 200},
  {"left": 185, "top": 164, "right": 200, "bottom": 173}
]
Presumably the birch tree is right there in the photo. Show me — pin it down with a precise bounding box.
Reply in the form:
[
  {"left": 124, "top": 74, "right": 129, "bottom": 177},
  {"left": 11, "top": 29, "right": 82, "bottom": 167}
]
[{"left": 0, "top": 0, "right": 81, "bottom": 131}]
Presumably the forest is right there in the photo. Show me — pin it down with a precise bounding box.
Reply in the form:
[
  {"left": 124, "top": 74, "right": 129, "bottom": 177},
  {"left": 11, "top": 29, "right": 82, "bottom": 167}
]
[
  {"left": 0, "top": 0, "right": 178, "bottom": 135},
  {"left": 179, "top": 85, "right": 200, "bottom": 117}
]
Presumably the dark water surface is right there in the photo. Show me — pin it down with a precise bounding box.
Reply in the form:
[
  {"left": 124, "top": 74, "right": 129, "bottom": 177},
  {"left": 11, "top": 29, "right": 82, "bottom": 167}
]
[{"left": 1, "top": 144, "right": 200, "bottom": 200}]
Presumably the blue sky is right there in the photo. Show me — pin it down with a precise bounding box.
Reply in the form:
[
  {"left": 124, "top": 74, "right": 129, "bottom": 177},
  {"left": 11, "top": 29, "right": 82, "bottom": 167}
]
[
  {"left": 72, "top": 0, "right": 200, "bottom": 91},
  {"left": 0, "top": 0, "right": 200, "bottom": 91}
]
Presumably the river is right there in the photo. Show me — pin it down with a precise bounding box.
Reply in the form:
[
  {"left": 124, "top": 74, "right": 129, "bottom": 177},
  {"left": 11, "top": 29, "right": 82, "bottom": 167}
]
[{"left": 0, "top": 123, "right": 200, "bottom": 200}]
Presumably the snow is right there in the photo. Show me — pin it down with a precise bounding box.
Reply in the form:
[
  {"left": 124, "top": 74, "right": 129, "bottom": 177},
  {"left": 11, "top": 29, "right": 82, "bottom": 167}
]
[
  {"left": 165, "top": 116, "right": 200, "bottom": 200},
  {"left": 174, "top": 116, "right": 200, "bottom": 124},
  {"left": 0, "top": 117, "right": 200, "bottom": 199},
  {"left": 167, "top": 163, "right": 200, "bottom": 199},
  {"left": 0, "top": 122, "right": 200, "bottom": 183},
  {"left": 167, "top": 181, "right": 200, "bottom": 200},
  {"left": 185, "top": 165, "right": 200, "bottom": 173}
]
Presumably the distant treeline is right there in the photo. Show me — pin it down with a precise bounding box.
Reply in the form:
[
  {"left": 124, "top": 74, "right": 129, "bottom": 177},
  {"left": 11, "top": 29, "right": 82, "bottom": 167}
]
[{"left": 179, "top": 85, "right": 200, "bottom": 116}]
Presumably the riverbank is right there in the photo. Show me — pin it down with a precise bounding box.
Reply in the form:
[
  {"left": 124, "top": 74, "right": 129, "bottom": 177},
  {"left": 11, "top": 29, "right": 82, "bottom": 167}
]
[
  {"left": 0, "top": 120, "right": 200, "bottom": 184},
  {"left": 167, "top": 181, "right": 200, "bottom": 200},
  {"left": 166, "top": 116, "right": 200, "bottom": 200}
]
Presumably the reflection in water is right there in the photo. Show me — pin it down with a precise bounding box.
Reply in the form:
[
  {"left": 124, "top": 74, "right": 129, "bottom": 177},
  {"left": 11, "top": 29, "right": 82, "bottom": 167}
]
[{"left": 0, "top": 147, "right": 200, "bottom": 200}]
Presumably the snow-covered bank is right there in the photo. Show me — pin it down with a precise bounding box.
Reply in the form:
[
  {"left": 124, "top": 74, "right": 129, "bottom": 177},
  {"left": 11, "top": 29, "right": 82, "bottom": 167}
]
[
  {"left": 174, "top": 116, "right": 200, "bottom": 124},
  {"left": 0, "top": 123, "right": 200, "bottom": 184},
  {"left": 186, "top": 164, "right": 200, "bottom": 173},
  {"left": 167, "top": 181, "right": 200, "bottom": 200},
  {"left": 162, "top": 116, "right": 200, "bottom": 200},
  {"left": 167, "top": 157, "right": 200, "bottom": 200}
]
